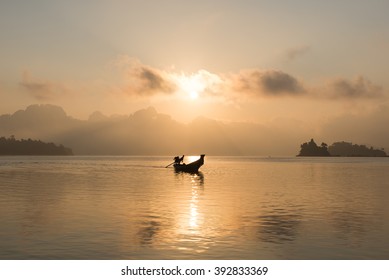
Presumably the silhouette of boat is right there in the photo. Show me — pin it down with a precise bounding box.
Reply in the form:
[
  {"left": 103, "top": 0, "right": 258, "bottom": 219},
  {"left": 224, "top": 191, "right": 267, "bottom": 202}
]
[{"left": 174, "top": 155, "right": 205, "bottom": 173}]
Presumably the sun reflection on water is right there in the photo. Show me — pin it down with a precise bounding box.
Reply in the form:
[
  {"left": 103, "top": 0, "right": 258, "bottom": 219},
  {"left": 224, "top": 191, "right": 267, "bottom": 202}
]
[
  {"left": 189, "top": 177, "right": 200, "bottom": 228},
  {"left": 173, "top": 171, "right": 210, "bottom": 254},
  {"left": 179, "top": 172, "right": 204, "bottom": 232}
]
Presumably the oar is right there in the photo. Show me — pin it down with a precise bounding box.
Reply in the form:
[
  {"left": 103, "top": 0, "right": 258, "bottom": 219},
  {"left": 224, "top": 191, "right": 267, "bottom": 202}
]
[{"left": 165, "top": 162, "right": 175, "bottom": 168}]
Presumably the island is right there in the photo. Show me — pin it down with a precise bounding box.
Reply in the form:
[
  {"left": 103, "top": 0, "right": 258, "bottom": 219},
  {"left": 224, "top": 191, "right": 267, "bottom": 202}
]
[
  {"left": 298, "top": 139, "right": 387, "bottom": 157},
  {"left": 0, "top": 136, "right": 73, "bottom": 155},
  {"left": 298, "top": 139, "right": 331, "bottom": 156}
]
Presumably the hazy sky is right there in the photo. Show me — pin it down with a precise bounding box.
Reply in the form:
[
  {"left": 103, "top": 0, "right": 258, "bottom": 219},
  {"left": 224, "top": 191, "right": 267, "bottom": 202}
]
[{"left": 1, "top": 0, "right": 389, "bottom": 148}]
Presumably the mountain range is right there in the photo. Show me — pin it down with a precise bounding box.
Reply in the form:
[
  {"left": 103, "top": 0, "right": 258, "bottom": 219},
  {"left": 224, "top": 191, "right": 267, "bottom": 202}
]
[{"left": 0, "top": 104, "right": 304, "bottom": 155}]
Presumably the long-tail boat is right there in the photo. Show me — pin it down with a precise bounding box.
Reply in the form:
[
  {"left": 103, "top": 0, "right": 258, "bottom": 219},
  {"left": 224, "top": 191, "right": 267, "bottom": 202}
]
[{"left": 174, "top": 155, "right": 205, "bottom": 173}]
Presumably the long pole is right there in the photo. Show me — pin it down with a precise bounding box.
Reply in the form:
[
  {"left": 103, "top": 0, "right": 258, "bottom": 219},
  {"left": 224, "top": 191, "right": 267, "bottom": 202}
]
[{"left": 165, "top": 162, "right": 175, "bottom": 168}]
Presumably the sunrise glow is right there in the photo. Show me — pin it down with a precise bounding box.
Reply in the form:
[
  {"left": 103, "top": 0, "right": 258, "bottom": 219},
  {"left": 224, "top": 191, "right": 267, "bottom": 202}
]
[
  {"left": 1, "top": 0, "right": 389, "bottom": 268},
  {"left": 171, "top": 70, "right": 222, "bottom": 100},
  {"left": 1, "top": 1, "right": 389, "bottom": 154}
]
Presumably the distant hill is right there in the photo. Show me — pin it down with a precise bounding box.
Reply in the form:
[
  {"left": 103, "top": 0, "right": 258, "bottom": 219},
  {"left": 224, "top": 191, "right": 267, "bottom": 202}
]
[
  {"left": 0, "top": 136, "right": 73, "bottom": 155},
  {"left": 0, "top": 104, "right": 303, "bottom": 155},
  {"left": 0, "top": 104, "right": 82, "bottom": 142},
  {"left": 2, "top": 104, "right": 387, "bottom": 156},
  {"left": 298, "top": 139, "right": 387, "bottom": 157}
]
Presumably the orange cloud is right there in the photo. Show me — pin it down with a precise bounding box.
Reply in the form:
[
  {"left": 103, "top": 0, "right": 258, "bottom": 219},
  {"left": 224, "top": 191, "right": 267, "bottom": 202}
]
[
  {"left": 19, "top": 71, "right": 67, "bottom": 100},
  {"left": 127, "top": 65, "right": 176, "bottom": 96},
  {"left": 323, "top": 76, "right": 384, "bottom": 99},
  {"left": 114, "top": 56, "right": 176, "bottom": 97},
  {"left": 111, "top": 56, "right": 387, "bottom": 103},
  {"left": 230, "top": 69, "right": 306, "bottom": 97}
]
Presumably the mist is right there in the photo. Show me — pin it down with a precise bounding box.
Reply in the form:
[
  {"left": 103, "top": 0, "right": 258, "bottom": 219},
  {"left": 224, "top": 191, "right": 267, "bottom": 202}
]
[{"left": 0, "top": 104, "right": 387, "bottom": 156}]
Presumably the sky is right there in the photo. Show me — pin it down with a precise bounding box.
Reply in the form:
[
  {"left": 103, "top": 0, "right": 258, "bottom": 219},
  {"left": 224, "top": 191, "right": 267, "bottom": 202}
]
[{"left": 1, "top": 0, "right": 389, "bottom": 150}]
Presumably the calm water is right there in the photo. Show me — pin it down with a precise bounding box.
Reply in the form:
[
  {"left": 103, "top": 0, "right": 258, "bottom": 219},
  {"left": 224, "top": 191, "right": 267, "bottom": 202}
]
[{"left": 0, "top": 156, "right": 388, "bottom": 259}]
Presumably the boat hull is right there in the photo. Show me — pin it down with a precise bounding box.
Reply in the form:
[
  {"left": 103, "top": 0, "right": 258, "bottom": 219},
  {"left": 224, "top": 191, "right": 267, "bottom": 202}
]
[
  {"left": 173, "top": 155, "right": 205, "bottom": 173},
  {"left": 174, "top": 164, "right": 201, "bottom": 173}
]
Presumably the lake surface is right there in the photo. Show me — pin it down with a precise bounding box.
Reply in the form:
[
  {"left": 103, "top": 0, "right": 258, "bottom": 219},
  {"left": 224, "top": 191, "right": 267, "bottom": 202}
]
[{"left": 0, "top": 156, "right": 388, "bottom": 259}]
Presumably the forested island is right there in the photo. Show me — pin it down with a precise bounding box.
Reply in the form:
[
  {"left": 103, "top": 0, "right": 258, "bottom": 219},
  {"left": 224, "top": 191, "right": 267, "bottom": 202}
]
[
  {"left": 298, "top": 139, "right": 387, "bottom": 157},
  {"left": 0, "top": 136, "right": 73, "bottom": 155}
]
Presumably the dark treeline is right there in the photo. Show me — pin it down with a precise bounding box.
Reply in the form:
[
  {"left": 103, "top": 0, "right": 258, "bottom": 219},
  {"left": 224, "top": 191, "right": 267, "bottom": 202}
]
[
  {"left": 329, "top": 141, "right": 387, "bottom": 157},
  {"left": 0, "top": 136, "right": 73, "bottom": 155},
  {"left": 298, "top": 139, "right": 387, "bottom": 157},
  {"left": 298, "top": 139, "right": 331, "bottom": 156}
]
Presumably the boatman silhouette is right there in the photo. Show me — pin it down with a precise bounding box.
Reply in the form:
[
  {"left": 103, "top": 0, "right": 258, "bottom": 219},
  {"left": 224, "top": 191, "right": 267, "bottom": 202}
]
[{"left": 174, "top": 155, "right": 184, "bottom": 165}]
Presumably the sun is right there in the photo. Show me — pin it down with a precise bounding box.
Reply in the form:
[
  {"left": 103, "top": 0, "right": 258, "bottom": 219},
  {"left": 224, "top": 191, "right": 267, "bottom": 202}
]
[
  {"left": 189, "top": 90, "right": 199, "bottom": 100},
  {"left": 170, "top": 70, "right": 223, "bottom": 101},
  {"left": 177, "top": 74, "right": 205, "bottom": 100}
]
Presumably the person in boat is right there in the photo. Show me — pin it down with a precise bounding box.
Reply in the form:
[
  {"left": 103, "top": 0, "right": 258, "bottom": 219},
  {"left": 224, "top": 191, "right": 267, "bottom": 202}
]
[{"left": 174, "top": 155, "right": 184, "bottom": 165}]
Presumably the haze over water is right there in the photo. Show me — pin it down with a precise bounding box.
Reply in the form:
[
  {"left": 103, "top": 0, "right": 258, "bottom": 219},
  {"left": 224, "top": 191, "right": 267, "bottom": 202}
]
[{"left": 0, "top": 156, "right": 388, "bottom": 259}]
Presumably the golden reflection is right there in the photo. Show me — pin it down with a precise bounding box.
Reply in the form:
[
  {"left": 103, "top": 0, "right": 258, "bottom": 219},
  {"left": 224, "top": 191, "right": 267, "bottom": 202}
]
[
  {"left": 189, "top": 177, "right": 200, "bottom": 228},
  {"left": 189, "top": 203, "right": 198, "bottom": 228},
  {"left": 173, "top": 171, "right": 209, "bottom": 253},
  {"left": 179, "top": 172, "right": 204, "bottom": 231},
  {"left": 124, "top": 171, "right": 213, "bottom": 256}
]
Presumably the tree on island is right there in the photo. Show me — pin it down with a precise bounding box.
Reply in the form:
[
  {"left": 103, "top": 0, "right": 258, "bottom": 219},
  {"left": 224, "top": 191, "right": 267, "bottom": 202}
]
[
  {"left": 0, "top": 136, "right": 73, "bottom": 155},
  {"left": 298, "top": 139, "right": 330, "bottom": 156},
  {"left": 297, "top": 139, "right": 387, "bottom": 157},
  {"left": 328, "top": 141, "right": 387, "bottom": 157}
]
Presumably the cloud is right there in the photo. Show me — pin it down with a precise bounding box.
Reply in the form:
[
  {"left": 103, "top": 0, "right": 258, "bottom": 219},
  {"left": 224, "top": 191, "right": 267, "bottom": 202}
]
[
  {"left": 227, "top": 71, "right": 385, "bottom": 102},
  {"left": 114, "top": 56, "right": 176, "bottom": 97},
  {"left": 112, "top": 56, "right": 387, "bottom": 103},
  {"left": 170, "top": 69, "right": 225, "bottom": 98},
  {"left": 130, "top": 65, "right": 176, "bottom": 96},
  {"left": 285, "top": 45, "right": 310, "bottom": 61},
  {"left": 19, "top": 71, "right": 66, "bottom": 100},
  {"left": 325, "top": 76, "right": 384, "bottom": 99},
  {"left": 231, "top": 69, "right": 306, "bottom": 97},
  {"left": 261, "top": 71, "right": 305, "bottom": 94}
]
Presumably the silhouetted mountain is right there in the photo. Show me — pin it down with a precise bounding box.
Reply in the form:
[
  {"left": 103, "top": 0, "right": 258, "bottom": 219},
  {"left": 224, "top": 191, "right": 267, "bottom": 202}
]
[
  {"left": 0, "top": 104, "right": 82, "bottom": 142},
  {"left": 88, "top": 111, "right": 108, "bottom": 122},
  {"left": 0, "top": 136, "right": 72, "bottom": 155},
  {"left": 0, "top": 105, "right": 258, "bottom": 155},
  {"left": 2, "top": 104, "right": 385, "bottom": 156}
]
